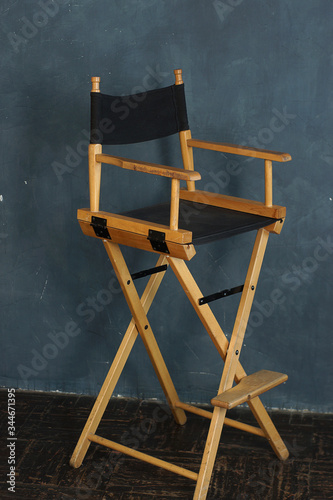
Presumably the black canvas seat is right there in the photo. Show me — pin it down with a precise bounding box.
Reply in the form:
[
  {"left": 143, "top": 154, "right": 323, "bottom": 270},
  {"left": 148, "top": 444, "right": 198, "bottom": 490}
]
[
  {"left": 122, "top": 200, "right": 278, "bottom": 245},
  {"left": 71, "top": 69, "right": 292, "bottom": 500}
]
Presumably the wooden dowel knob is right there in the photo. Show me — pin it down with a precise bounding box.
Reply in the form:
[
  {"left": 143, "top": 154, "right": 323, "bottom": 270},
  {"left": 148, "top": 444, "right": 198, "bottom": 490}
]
[
  {"left": 174, "top": 69, "right": 183, "bottom": 85},
  {"left": 91, "top": 77, "right": 100, "bottom": 93}
]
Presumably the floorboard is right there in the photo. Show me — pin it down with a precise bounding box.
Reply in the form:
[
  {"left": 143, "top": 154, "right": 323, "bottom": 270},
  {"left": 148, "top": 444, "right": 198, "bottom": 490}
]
[{"left": 0, "top": 390, "right": 332, "bottom": 499}]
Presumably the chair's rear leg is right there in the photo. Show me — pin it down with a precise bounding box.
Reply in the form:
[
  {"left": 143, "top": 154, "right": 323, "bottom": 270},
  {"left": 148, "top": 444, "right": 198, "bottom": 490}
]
[
  {"left": 193, "top": 229, "right": 288, "bottom": 498},
  {"left": 104, "top": 241, "right": 187, "bottom": 425},
  {"left": 247, "top": 397, "right": 289, "bottom": 460},
  {"left": 70, "top": 255, "right": 169, "bottom": 468}
]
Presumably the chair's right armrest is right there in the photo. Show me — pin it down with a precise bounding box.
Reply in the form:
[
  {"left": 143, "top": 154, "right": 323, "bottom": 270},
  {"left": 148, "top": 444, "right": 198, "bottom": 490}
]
[{"left": 187, "top": 139, "right": 291, "bottom": 163}]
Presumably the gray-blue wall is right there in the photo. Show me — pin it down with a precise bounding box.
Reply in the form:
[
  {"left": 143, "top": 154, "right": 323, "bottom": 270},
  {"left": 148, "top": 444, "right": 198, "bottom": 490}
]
[{"left": 1, "top": 0, "right": 332, "bottom": 412}]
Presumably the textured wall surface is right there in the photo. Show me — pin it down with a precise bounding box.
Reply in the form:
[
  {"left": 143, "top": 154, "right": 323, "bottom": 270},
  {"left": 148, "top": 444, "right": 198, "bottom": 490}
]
[{"left": 1, "top": 0, "right": 332, "bottom": 411}]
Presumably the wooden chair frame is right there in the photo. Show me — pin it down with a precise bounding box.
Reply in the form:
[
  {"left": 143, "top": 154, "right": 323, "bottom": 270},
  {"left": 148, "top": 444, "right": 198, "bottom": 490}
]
[{"left": 71, "top": 69, "right": 291, "bottom": 499}]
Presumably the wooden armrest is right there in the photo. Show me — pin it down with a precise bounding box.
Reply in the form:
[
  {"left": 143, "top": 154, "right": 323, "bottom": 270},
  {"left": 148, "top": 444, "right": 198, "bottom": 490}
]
[
  {"left": 187, "top": 139, "right": 291, "bottom": 162},
  {"left": 96, "top": 154, "right": 201, "bottom": 181},
  {"left": 179, "top": 189, "right": 286, "bottom": 219}
]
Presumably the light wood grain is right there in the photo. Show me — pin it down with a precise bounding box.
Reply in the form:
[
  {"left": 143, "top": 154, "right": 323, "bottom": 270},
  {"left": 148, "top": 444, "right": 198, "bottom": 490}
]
[
  {"left": 89, "top": 144, "right": 102, "bottom": 212},
  {"left": 212, "top": 370, "right": 288, "bottom": 410},
  {"left": 89, "top": 434, "right": 198, "bottom": 481},
  {"left": 170, "top": 178, "right": 180, "bottom": 230},
  {"left": 103, "top": 241, "right": 187, "bottom": 425},
  {"left": 96, "top": 153, "right": 201, "bottom": 181},
  {"left": 78, "top": 220, "right": 196, "bottom": 261},
  {"left": 179, "top": 189, "right": 286, "bottom": 219},
  {"left": 188, "top": 138, "right": 292, "bottom": 162},
  {"left": 265, "top": 160, "right": 273, "bottom": 206},
  {"left": 70, "top": 256, "right": 168, "bottom": 468},
  {"left": 174, "top": 68, "right": 183, "bottom": 85},
  {"left": 179, "top": 129, "right": 196, "bottom": 191},
  {"left": 77, "top": 208, "right": 192, "bottom": 244},
  {"left": 91, "top": 76, "right": 100, "bottom": 93},
  {"left": 174, "top": 402, "right": 265, "bottom": 437}
]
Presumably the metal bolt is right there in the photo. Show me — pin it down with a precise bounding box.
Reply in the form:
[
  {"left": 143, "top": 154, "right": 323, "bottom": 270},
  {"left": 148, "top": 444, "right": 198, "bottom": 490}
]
[
  {"left": 127, "top": 280, "right": 131, "bottom": 285},
  {"left": 251, "top": 286, "right": 255, "bottom": 290},
  {"left": 235, "top": 350, "right": 239, "bottom": 355},
  {"left": 144, "top": 325, "right": 148, "bottom": 330}
]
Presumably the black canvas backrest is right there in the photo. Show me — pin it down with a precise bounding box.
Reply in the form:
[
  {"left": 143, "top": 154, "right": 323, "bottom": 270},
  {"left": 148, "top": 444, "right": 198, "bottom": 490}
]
[{"left": 90, "top": 84, "right": 189, "bottom": 145}]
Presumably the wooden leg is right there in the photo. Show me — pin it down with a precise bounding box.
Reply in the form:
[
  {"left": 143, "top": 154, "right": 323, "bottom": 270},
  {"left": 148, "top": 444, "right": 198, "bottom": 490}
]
[
  {"left": 71, "top": 231, "right": 288, "bottom": 495},
  {"left": 168, "top": 257, "right": 229, "bottom": 360},
  {"left": 103, "top": 241, "right": 186, "bottom": 425},
  {"left": 70, "top": 255, "right": 169, "bottom": 468},
  {"left": 247, "top": 397, "right": 289, "bottom": 460},
  {"left": 218, "top": 229, "right": 270, "bottom": 394},
  {"left": 169, "top": 229, "right": 288, "bottom": 469},
  {"left": 222, "top": 229, "right": 288, "bottom": 460},
  {"left": 193, "top": 406, "right": 227, "bottom": 499},
  {"left": 170, "top": 230, "right": 289, "bottom": 498},
  {"left": 194, "top": 229, "right": 289, "bottom": 496}
]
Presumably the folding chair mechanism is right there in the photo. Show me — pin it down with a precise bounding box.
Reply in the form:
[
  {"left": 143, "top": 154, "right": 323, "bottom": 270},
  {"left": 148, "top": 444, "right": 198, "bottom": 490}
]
[{"left": 70, "top": 69, "right": 291, "bottom": 499}]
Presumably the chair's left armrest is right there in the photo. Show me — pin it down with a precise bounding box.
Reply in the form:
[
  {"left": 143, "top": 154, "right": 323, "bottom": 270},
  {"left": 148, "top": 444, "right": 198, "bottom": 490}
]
[
  {"left": 96, "top": 154, "right": 201, "bottom": 181},
  {"left": 187, "top": 139, "right": 291, "bottom": 162}
]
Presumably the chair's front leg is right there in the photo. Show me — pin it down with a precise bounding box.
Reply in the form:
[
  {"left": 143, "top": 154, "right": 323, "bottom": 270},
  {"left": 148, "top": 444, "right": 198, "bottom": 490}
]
[
  {"left": 70, "top": 254, "right": 169, "bottom": 468},
  {"left": 103, "top": 240, "right": 187, "bottom": 425},
  {"left": 193, "top": 406, "right": 227, "bottom": 500}
]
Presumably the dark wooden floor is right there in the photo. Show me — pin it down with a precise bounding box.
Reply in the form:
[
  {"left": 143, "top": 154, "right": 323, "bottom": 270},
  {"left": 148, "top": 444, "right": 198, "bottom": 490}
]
[{"left": 0, "top": 390, "right": 332, "bottom": 500}]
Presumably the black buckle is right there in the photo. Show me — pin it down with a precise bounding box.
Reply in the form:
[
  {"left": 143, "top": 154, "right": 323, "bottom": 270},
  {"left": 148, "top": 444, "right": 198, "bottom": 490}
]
[
  {"left": 147, "top": 230, "right": 169, "bottom": 254},
  {"left": 90, "top": 216, "right": 111, "bottom": 240}
]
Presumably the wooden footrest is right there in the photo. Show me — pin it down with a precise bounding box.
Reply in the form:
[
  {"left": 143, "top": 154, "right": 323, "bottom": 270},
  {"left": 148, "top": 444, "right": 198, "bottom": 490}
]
[{"left": 211, "top": 370, "right": 288, "bottom": 410}]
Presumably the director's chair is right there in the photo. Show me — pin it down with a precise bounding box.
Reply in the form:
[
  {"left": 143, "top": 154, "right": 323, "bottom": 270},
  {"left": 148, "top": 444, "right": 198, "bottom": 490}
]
[{"left": 70, "top": 69, "right": 291, "bottom": 499}]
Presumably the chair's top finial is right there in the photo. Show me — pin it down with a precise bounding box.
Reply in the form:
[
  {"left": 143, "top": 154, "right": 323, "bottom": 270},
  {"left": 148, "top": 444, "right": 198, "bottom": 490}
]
[
  {"left": 174, "top": 69, "right": 183, "bottom": 85},
  {"left": 91, "top": 76, "right": 100, "bottom": 93}
]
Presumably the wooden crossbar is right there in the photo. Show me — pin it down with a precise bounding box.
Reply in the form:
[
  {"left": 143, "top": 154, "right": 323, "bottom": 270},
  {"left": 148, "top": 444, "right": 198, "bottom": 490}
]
[
  {"left": 88, "top": 434, "right": 198, "bottom": 481},
  {"left": 174, "top": 401, "right": 265, "bottom": 438}
]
